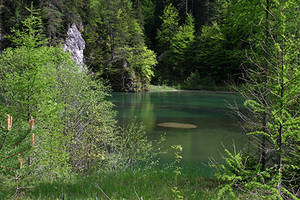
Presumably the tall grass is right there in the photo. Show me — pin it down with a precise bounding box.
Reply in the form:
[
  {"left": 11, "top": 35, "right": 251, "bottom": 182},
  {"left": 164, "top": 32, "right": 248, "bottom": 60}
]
[{"left": 2, "top": 168, "right": 223, "bottom": 200}]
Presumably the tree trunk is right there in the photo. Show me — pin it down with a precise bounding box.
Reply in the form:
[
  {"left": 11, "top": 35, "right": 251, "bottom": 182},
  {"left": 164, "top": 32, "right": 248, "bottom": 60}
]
[
  {"left": 277, "top": 0, "right": 286, "bottom": 195},
  {"left": 261, "top": 0, "right": 270, "bottom": 171},
  {"left": 186, "top": 0, "right": 188, "bottom": 14}
]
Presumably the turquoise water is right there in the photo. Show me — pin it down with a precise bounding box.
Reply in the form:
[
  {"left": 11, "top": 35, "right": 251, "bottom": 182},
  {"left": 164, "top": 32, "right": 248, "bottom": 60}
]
[{"left": 109, "top": 91, "right": 246, "bottom": 171}]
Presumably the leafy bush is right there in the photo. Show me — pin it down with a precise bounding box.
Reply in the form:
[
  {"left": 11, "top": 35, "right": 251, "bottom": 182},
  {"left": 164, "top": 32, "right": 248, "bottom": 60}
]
[
  {"left": 54, "top": 63, "right": 116, "bottom": 172},
  {"left": 99, "top": 120, "right": 165, "bottom": 171}
]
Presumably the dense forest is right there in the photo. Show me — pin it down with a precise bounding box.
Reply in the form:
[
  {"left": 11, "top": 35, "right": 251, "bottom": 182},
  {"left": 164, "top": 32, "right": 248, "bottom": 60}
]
[
  {"left": 0, "top": 0, "right": 267, "bottom": 91},
  {"left": 0, "top": 0, "right": 299, "bottom": 199}
]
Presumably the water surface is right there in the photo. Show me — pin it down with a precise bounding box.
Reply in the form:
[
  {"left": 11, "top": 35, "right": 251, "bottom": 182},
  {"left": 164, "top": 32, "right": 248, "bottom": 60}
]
[{"left": 110, "top": 91, "right": 246, "bottom": 172}]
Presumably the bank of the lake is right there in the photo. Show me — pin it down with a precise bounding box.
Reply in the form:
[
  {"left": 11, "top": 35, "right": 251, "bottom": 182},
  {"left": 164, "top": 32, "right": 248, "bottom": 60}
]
[
  {"left": 149, "top": 85, "right": 181, "bottom": 92},
  {"left": 149, "top": 85, "right": 233, "bottom": 93}
]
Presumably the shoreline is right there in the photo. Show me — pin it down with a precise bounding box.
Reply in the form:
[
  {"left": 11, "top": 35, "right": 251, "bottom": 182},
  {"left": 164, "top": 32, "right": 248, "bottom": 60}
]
[{"left": 148, "top": 85, "right": 237, "bottom": 94}]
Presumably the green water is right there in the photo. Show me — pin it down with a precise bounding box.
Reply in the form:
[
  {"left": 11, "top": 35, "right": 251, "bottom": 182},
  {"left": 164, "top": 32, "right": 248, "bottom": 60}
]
[{"left": 110, "top": 91, "right": 247, "bottom": 172}]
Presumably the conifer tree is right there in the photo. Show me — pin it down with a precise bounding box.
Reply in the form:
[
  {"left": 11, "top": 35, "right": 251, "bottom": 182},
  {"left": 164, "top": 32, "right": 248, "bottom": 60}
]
[
  {"left": 0, "top": 6, "right": 71, "bottom": 177},
  {"left": 0, "top": 115, "right": 35, "bottom": 194},
  {"left": 156, "top": 6, "right": 195, "bottom": 83},
  {"left": 168, "top": 13, "right": 195, "bottom": 79},
  {"left": 85, "top": 0, "right": 156, "bottom": 91},
  {"left": 216, "top": 0, "right": 300, "bottom": 199},
  {"left": 156, "top": 3, "right": 179, "bottom": 54}
]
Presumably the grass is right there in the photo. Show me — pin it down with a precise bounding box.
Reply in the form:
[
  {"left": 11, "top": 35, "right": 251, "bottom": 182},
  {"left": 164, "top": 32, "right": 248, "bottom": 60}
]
[
  {"left": 2, "top": 168, "right": 225, "bottom": 200},
  {"left": 149, "top": 84, "right": 234, "bottom": 93},
  {"left": 149, "top": 85, "right": 180, "bottom": 92}
]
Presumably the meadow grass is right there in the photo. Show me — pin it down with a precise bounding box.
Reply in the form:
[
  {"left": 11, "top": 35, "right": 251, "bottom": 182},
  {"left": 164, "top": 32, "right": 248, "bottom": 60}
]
[{"left": 2, "top": 167, "right": 225, "bottom": 200}]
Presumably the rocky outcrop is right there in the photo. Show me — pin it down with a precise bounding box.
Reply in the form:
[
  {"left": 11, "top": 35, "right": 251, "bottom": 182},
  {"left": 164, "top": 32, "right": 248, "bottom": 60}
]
[{"left": 62, "top": 24, "right": 85, "bottom": 67}]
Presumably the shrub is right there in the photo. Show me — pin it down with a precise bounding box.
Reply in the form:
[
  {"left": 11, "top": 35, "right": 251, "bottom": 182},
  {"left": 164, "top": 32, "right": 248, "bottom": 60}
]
[{"left": 99, "top": 120, "right": 165, "bottom": 171}]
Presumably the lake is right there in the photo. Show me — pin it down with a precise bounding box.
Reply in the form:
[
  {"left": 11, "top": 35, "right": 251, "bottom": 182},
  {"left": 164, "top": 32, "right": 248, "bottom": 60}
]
[{"left": 109, "top": 91, "right": 247, "bottom": 174}]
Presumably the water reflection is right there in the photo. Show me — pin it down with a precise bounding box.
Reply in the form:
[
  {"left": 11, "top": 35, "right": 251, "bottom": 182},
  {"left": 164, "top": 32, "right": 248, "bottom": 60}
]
[
  {"left": 110, "top": 91, "right": 246, "bottom": 166},
  {"left": 115, "top": 92, "right": 156, "bottom": 133}
]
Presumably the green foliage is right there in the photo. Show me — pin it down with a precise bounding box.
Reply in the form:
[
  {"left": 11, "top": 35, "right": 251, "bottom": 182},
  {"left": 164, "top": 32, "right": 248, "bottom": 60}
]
[
  {"left": 0, "top": 12, "right": 72, "bottom": 177},
  {"left": 100, "top": 120, "right": 164, "bottom": 171},
  {"left": 0, "top": 115, "right": 35, "bottom": 195},
  {"left": 218, "top": 0, "right": 300, "bottom": 199},
  {"left": 168, "top": 13, "right": 195, "bottom": 78},
  {"left": 0, "top": 5, "right": 162, "bottom": 184},
  {"left": 7, "top": 5, "right": 47, "bottom": 48},
  {"left": 1, "top": 7, "right": 114, "bottom": 178},
  {"left": 1, "top": 0, "right": 259, "bottom": 90},
  {"left": 40, "top": 1, "right": 64, "bottom": 44},
  {"left": 125, "top": 46, "right": 157, "bottom": 90},
  {"left": 213, "top": 149, "right": 292, "bottom": 200},
  {"left": 85, "top": 0, "right": 156, "bottom": 91},
  {"left": 171, "top": 145, "right": 184, "bottom": 200},
  {"left": 1, "top": 167, "right": 228, "bottom": 200},
  {"left": 183, "top": 71, "right": 216, "bottom": 90},
  {"left": 1, "top": 0, "right": 86, "bottom": 47},
  {"left": 156, "top": 3, "right": 179, "bottom": 52},
  {"left": 191, "top": 22, "right": 228, "bottom": 83},
  {"left": 54, "top": 63, "right": 116, "bottom": 173},
  {"left": 171, "top": 13, "right": 195, "bottom": 53},
  {"left": 139, "top": 0, "right": 156, "bottom": 48},
  {"left": 156, "top": 6, "right": 196, "bottom": 84}
]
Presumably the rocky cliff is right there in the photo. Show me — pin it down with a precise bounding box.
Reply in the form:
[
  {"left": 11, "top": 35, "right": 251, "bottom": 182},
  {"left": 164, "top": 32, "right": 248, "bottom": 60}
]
[{"left": 62, "top": 24, "right": 86, "bottom": 67}]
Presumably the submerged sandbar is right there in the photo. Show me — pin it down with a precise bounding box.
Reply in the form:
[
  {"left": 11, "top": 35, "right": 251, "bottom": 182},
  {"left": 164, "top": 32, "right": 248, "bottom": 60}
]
[{"left": 157, "top": 122, "right": 197, "bottom": 129}]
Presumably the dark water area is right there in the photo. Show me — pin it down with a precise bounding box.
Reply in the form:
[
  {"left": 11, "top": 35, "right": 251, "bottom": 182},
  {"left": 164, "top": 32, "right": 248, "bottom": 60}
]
[{"left": 109, "top": 91, "right": 247, "bottom": 176}]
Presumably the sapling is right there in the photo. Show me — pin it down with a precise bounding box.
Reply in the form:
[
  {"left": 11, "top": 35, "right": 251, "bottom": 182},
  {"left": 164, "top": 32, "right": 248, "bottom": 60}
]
[
  {"left": 171, "top": 145, "right": 183, "bottom": 200},
  {"left": 0, "top": 114, "right": 35, "bottom": 195}
]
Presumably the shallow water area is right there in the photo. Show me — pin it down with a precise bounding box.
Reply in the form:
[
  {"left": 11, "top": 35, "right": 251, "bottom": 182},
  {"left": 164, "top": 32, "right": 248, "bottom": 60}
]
[{"left": 109, "top": 91, "right": 247, "bottom": 175}]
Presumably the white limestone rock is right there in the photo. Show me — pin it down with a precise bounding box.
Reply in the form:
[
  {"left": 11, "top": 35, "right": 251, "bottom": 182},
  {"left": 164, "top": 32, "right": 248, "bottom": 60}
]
[{"left": 62, "top": 24, "right": 86, "bottom": 67}]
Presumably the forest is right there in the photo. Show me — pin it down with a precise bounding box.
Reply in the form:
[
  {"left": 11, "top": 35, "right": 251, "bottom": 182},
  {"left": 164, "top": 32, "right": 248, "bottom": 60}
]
[
  {"left": 1, "top": 0, "right": 266, "bottom": 91},
  {"left": 0, "top": 0, "right": 299, "bottom": 199}
]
